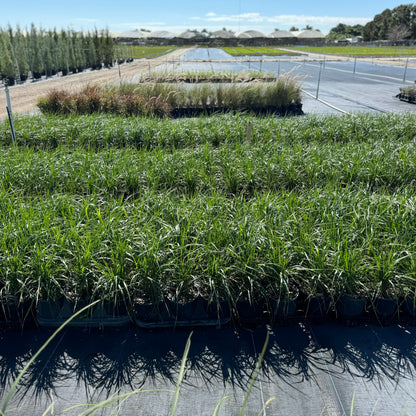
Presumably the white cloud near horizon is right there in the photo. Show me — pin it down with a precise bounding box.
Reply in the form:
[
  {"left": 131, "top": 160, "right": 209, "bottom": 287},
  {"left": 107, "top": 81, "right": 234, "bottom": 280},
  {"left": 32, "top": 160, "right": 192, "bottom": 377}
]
[{"left": 190, "top": 11, "right": 371, "bottom": 33}]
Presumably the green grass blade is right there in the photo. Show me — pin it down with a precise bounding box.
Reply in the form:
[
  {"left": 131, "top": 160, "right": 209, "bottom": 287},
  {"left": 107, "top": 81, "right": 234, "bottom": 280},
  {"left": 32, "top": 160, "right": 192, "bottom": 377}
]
[
  {"left": 350, "top": 391, "right": 355, "bottom": 416},
  {"left": 63, "top": 389, "right": 174, "bottom": 415},
  {"left": 257, "top": 397, "right": 275, "bottom": 416},
  {"left": 239, "top": 331, "right": 269, "bottom": 416},
  {"left": 171, "top": 331, "right": 193, "bottom": 416},
  {"left": 212, "top": 395, "right": 231, "bottom": 416}
]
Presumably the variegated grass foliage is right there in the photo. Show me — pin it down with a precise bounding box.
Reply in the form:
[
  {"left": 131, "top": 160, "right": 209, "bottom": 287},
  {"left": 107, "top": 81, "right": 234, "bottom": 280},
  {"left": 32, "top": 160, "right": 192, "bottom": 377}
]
[{"left": 0, "top": 112, "right": 415, "bottom": 305}]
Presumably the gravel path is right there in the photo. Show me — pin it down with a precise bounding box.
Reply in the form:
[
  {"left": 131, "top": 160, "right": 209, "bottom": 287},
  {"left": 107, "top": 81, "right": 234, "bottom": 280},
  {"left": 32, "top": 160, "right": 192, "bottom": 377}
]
[{"left": 0, "top": 48, "right": 193, "bottom": 120}]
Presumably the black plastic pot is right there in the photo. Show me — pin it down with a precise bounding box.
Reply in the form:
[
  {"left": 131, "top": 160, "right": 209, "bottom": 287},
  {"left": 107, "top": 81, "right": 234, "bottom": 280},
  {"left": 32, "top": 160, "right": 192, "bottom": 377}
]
[
  {"left": 134, "top": 300, "right": 172, "bottom": 327},
  {"left": 404, "top": 296, "right": 416, "bottom": 317},
  {"left": 372, "top": 297, "right": 398, "bottom": 323},
  {"left": 235, "top": 298, "right": 267, "bottom": 325},
  {"left": 0, "top": 297, "right": 34, "bottom": 327},
  {"left": 271, "top": 295, "right": 298, "bottom": 321},
  {"left": 304, "top": 294, "right": 331, "bottom": 320},
  {"left": 170, "top": 104, "right": 304, "bottom": 118},
  {"left": 36, "top": 298, "right": 131, "bottom": 328},
  {"left": 134, "top": 296, "right": 230, "bottom": 328},
  {"left": 336, "top": 294, "right": 367, "bottom": 319}
]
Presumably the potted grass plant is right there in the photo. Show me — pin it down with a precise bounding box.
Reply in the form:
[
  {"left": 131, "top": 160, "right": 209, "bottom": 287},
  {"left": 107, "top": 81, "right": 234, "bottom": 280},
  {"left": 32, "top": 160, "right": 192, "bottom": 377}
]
[
  {"left": 269, "top": 272, "right": 298, "bottom": 321},
  {"left": 0, "top": 285, "right": 34, "bottom": 327},
  {"left": 296, "top": 244, "right": 333, "bottom": 320},
  {"left": 369, "top": 249, "right": 403, "bottom": 322},
  {"left": 334, "top": 248, "right": 368, "bottom": 320},
  {"left": 262, "top": 249, "right": 299, "bottom": 322},
  {"left": 131, "top": 268, "right": 173, "bottom": 328}
]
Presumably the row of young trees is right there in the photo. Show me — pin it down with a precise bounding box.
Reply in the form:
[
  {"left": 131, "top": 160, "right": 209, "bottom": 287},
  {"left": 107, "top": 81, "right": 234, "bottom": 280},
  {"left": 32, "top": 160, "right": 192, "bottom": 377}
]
[{"left": 0, "top": 25, "right": 120, "bottom": 86}]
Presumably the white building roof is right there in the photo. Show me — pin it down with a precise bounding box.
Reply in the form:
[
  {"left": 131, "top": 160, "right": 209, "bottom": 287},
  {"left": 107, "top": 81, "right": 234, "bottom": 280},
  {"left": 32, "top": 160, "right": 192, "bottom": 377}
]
[
  {"left": 239, "top": 30, "right": 266, "bottom": 38},
  {"left": 210, "top": 30, "right": 235, "bottom": 38},
  {"left": 117, "top": 29, "right": 144, "bottom": 39},
  {"left": 148, "top": 30, "right": 176, "bottom": 39},
  {"left": 178, "top": 30, "right": 207, "bottom": 39},
  {"left": 269, "top": 30, "right": 296, "bottom": 38},
  {"left": 295, "top": 30, "right": 325, "bottom": 39}
]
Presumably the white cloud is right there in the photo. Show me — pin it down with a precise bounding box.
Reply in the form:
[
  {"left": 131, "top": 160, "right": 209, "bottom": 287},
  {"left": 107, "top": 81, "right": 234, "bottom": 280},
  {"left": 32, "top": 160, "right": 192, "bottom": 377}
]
[
  {"left": 189, "top": 12, "right": 371, "bottom": 34},
  {"left": 111, "top": 11, "right": 372, "bottom": 35},
  {"left": 204, "top": 12, "right": 263, "bottom": 23},
  {"left": 266, "top": 14, "right": 370, "bottom": 27}
]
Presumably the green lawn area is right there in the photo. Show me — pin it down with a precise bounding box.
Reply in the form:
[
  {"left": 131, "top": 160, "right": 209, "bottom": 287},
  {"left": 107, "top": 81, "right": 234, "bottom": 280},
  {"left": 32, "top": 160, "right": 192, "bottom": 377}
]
[
  {"left": 287, "top": 45, "right": 416, "bottom": 57},
  {"left": 222, "top": 46, "right": 300, "bottom": 56},
  {"left": 130, "top": 45, "right": 181, "bottom": 59}
]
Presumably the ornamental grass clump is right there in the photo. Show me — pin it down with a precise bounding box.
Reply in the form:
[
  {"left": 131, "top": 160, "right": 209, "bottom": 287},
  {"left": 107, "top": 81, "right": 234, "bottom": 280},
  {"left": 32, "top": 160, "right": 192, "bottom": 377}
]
[{"left": 37, "top": 76, "right": 302, "bottom": 117}]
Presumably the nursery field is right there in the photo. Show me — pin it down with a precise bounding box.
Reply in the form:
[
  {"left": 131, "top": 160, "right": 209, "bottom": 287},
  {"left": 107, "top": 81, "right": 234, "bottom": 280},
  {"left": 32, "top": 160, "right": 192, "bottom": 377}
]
[
  {"left": 1, "top": 112, "right": 416, "bottom": 322},
  {"left": 288, "top": 45, "right": 416, "bottom": 57},
  {"left": 130, "top": 45, "right": 181, "bottom": 59},
  {"left": 222, "top": 46, "right": 300, "bottom": 56}
]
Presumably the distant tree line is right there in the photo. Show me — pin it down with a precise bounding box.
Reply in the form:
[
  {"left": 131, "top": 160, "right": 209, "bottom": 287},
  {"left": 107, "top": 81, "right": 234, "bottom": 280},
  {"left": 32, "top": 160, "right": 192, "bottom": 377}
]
[
  {"left": 327, "top": 4, "right": 416, "bottom": 42},
  {"left": 0, "top": 24, "right": 119, "bottom": 86}
]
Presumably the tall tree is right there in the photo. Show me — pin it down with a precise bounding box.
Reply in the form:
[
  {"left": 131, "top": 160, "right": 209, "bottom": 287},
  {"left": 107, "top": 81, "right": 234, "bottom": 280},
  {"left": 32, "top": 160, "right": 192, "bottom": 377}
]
[
  {"left": 0, "top": 31, "right": 15, "bottom": 85},
  {"left": 29, "top": 23, "right": 44, "bottom": 79},
  {"left": 13, "top": 26, "right": 30, "bottom": 81},
  {"left": 362, "top": 4, "right": 416, "bottom": 41}
]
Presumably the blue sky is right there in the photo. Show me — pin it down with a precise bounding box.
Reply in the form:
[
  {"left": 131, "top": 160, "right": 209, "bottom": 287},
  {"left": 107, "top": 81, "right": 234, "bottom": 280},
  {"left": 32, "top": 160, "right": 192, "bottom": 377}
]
[{"left": 2, "top": 1, "right": 409, "bottom": 35}]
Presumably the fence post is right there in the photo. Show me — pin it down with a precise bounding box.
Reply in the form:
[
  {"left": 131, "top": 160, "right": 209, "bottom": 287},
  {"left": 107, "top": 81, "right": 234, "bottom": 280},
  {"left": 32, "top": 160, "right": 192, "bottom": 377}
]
[
  {"left": 316, "top": 61, "right": 323, "bottom": 99},
  {"left": 403, "top": 58, "right": 409, "bottom": 83},
  {"left": 4, "top": 84, "right": 16, "bottom": 145}
]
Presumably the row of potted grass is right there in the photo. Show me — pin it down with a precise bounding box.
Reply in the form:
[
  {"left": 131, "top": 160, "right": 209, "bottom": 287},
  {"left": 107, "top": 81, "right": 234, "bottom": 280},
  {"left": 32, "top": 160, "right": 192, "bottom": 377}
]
[
  {"left": 0, "top": 137, "right": 415, "bottom": 197},
  {"left": 138, "top": 70, "right": 277, "bottom": 83},
  {"left": 1, "top": 112, "right": 415, "bottom": 150},
  {"left": 1, "top": 111, "right": 416, "bottom": 327},
  {"left": 1, "top": 187, "right": 416, "bottom": 324},
  {"left": 36, "top": 77, "right": 302, "bottom": 117}
]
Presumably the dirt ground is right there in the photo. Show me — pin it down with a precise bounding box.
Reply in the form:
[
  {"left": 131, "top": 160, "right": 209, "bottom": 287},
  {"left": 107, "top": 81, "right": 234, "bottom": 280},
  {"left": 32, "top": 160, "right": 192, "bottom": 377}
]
[{"left": 0, "top": 48, "right": 193, "bottom": 121}]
